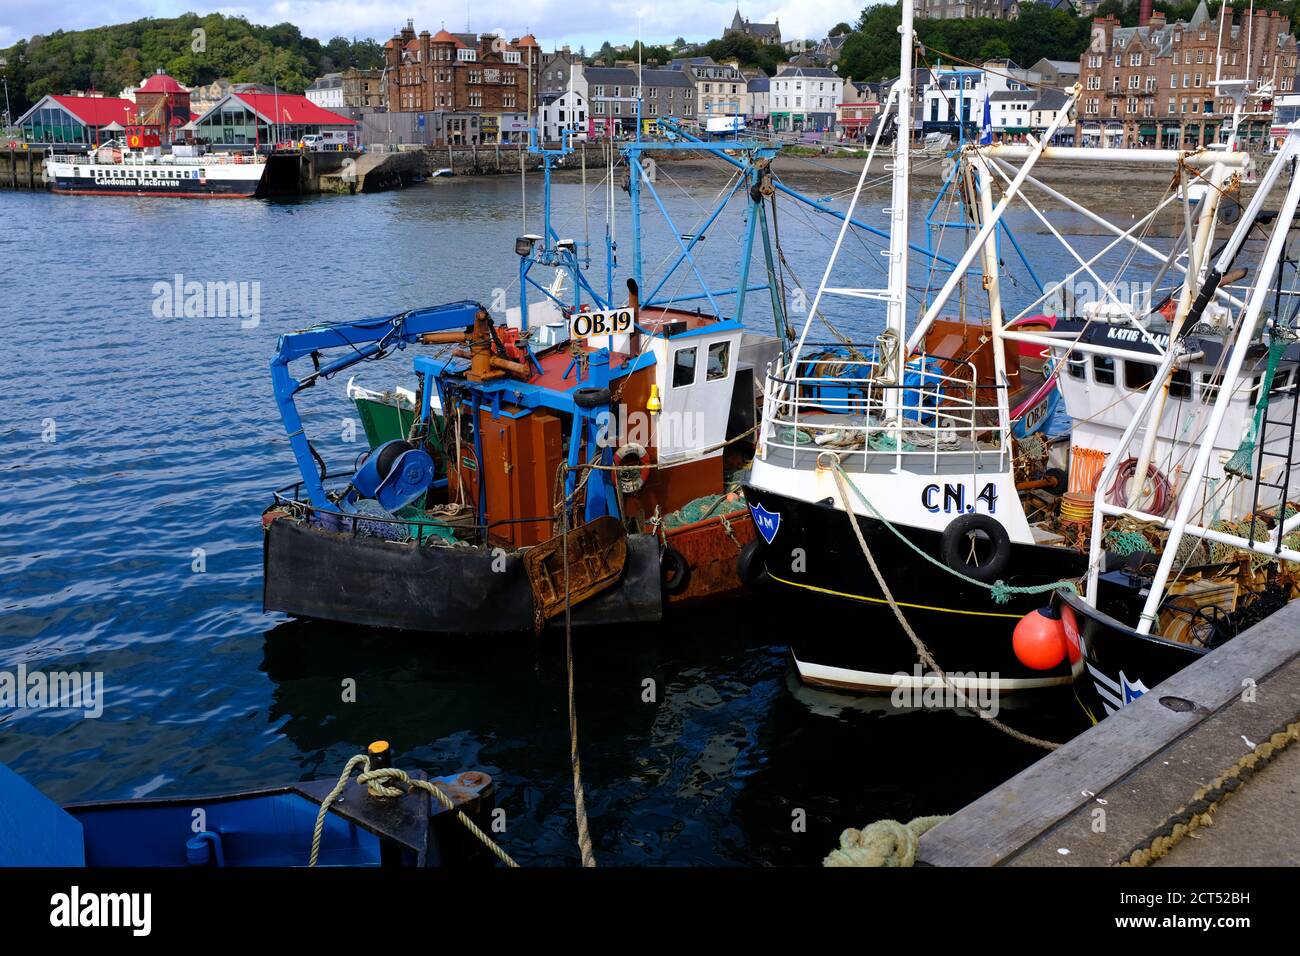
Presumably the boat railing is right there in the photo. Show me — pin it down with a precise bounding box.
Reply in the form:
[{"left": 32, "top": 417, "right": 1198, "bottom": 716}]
[
  {"left": 760, "top": 354, "right": 1010, "bottom": 472},
  {"left": 270, "top": 478, "right": 558, "bottom": 547},
  {"left": 66, "top": 152, "right": 266, "bottom": 167}
]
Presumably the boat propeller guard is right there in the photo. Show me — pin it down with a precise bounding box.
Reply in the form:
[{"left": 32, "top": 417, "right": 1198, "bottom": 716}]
[{"left": 523, "top": 514, "right": 629, "bottom": 622}]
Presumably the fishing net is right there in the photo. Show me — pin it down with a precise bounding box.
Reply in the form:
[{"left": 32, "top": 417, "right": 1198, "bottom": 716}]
[{"left": 1225, "top": 334, "right": 1290, "bottom": 479}]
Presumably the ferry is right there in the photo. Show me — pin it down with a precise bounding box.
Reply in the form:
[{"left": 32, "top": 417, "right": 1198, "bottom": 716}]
[{"left": 45, "top": 144, "right": 267, "bottom": 198}]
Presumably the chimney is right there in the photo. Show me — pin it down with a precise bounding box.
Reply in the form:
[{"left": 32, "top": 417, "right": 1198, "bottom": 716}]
[
  {"left": 1149, "top": 11, "right": 1166, "bottom": 27},
  {"left": 1139, "top": 0, "right": 1152, "bottom": 26},
  {"left": 420, "top": 30, "right": 431, "bottom": 64}
]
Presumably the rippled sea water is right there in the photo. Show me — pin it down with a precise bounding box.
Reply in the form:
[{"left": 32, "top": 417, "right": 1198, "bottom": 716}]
[{"left": 1, "top": 169, "right": 1103, "bottom": 865}]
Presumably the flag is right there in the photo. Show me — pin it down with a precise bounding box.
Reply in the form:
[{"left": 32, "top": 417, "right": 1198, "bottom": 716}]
[{"left": 980, "top": 96, "right": 993, "bottom": 145}]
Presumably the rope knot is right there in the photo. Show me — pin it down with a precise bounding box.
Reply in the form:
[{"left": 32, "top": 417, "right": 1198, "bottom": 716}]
[
  {"left": 990, "top": 580, "right": 1012, "bottom": 604},
  {"left": 357, "top": 765, "right": 411, "bottom": 798}
]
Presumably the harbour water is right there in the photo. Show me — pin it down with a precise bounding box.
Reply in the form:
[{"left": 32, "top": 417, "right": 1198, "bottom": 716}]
[{"left": 1, "top": 170, "right": 1113, "bottom": 865}]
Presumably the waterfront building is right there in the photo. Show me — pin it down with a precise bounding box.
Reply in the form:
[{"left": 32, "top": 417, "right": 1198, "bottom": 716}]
[
  {"left": 16, "top": 95, "right": 135, "bottom": 149},
  {"left": 1075, "top": 4, "right": 1297, "bottom": 150},
  {"left": 670, "top": 57, "right": 745, "bottom": 120},
  {"left": 190, "top": 91, "right": 356, "bottom": 149},
  {"left": 306, "top": 69, "right": 384, "bottom": 111},
  {"left": 838, "top": 80, "right": 883, "bottom": 140},
  {"left": 920, "top": 61, "right": 1038, "bottom": 139},
  {"left": 725, "top": 10, "right": 782, "bottom": 47},
  {"left": 381, "top": 20, "right": 542, "bottom": 144},
  {"left": 540, "top": 50, "right": 578, "bottom": 95},
  {"left": 539, "top": 87, "right": 587, "bottom": 143},
  {"left": 1030, "top": 87, "right": 1076, "bottom": 144},
  {"left": 306, "top": 73, "right": 345, "bottom": 109},
  {"left": 768, "top": 66, "right": 843, "bottom": 133},
  {"left": 1031, "top": 57, "right": 1081, "bottom": 90},
  {"left": 747, "top": 76, "right": 770, "bottom": 128},
  {"left": 576, "top": 65, "right": 640, "bottom": 137}
]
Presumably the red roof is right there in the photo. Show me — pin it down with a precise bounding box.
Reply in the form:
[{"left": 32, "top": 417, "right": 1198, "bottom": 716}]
[
  {"left": 230, "top": 92, "right": 356, "bottom": 126},
  {"left": 433, "top": 29, "right": 457, "bottom": 42},
  {"left": 139, "top": 72, "right": 187, "bottom": 94},
  {"left": 50, "top": 95, "right": 136, "bottom": 127},
  {"left": 514, "top": 34, "right": 539, "bottom": 48}
]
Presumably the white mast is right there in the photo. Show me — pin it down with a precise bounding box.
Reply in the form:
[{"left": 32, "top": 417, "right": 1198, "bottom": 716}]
[{"left": 885, "top": 0, "right": 915, "bottom": 401}]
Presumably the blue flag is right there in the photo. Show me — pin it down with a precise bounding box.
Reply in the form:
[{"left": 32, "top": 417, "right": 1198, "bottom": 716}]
[{"left": 980, "top": 95, "right": 993, "bottom": 145}]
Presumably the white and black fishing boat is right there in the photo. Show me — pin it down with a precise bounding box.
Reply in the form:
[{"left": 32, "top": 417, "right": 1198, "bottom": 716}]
[
  {"left": 742, "top": 2, "right": 1283, "bottom": 696},
  {"left": 743, "top": 0, "right": 1083, "bottom": 693}
]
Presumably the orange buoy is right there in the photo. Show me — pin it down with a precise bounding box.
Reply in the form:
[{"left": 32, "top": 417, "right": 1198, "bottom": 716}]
[{"left": 1012, "top": 607, "right": 1067, "bottom": 671}]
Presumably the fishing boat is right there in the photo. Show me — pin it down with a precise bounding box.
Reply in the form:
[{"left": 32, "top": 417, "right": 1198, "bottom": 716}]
[
  {"left": 1046, "top": 109, "right": 1300, "bottom": 722},
  {"left": 741, "top": 0, "right": 1081, "bottom": 693},
  {"left": 262, "top": 129, "right": 787, "bottom": 633},
  {"left": 0, "top": 741, "right": 500, "bottom": 867}
]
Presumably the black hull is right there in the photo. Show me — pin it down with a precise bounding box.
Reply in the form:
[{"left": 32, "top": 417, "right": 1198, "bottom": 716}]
[
  {"left": 263, "top": 517, "right": 662, "bottom": 633},
  {"left": 742, "top": 484, "right": 1087, "bottom": 690},
  {"left": 50, "top": 174, "right": 262, "bottom": 198},
  {"left": 1056, "top": 589, "right": 1206, "bottom": 724}
]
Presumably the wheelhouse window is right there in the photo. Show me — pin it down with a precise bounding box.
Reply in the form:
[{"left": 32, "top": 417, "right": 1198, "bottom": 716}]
[
  {"left": 1066, "top": 354, "right": 1086, "bottom": 380},
  {"left": 1169, "top": 368, "right": 1193, "bottom": 400},
  {"left": 672, "top": 347, "right": 697, "bottom": 388},
  {"left": 1093, "top": 355, "right": 1116, "bottom": 385},
  {"left": 706, "top": 341, "right": 730, "bottom": 381},
  {"left": 1124, "top": 359, "right": 1156, "bottom": 392}
]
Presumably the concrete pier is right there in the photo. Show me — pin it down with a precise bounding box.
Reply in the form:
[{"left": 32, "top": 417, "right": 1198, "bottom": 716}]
[
  {"left": 918, "top": 601, "right": 1300, "bottom": 866},
  {"left": 1, "top": 148, "right": 47, "bottom": 189}
]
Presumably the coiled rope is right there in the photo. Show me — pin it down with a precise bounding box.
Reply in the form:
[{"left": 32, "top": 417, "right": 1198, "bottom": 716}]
[
  {"left": 824, "top": 815, "right": 949, "bottom": 867},
  {"left": 830, "top": 460, "right": 1079, "bottom": 605},
  {"left": 308, "top": 753, "right": 519, "bottom": 868},
  {"left": 830, "top": 465, "right": 1061, "bottom": 751}
]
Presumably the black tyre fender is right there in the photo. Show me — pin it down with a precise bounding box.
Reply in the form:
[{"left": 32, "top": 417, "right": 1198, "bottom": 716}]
[
  {"left": 1043, "top": 467, "right": 1068, "bottom": 496},
  {"left": 736, "top": 538, "right": 766, "bottom": 589},
  {"left": 573, "top": 387, "right": 611, "bottom": 409},
  {"left": 661, "top": 546, "right": 691, "bottom": 595},
  {"left": 939, "top": 513, "right": 1011, "bottom": 583}
]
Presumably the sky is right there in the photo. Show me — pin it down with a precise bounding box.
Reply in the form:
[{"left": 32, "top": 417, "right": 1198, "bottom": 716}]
[{"left": 0, "top": 1, "right": 866, "bottom": 52}]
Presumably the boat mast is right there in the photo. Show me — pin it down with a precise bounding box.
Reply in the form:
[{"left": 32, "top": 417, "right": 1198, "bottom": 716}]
[{"left": 885, "top": 0, "right": 916, "bottom": 399}]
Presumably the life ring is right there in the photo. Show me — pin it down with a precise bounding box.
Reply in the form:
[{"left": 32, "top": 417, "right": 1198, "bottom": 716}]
[
  {"left": 661, "top": 546, "right": 690, "bottom": 594},
  {"left": 613, "top": 442, "right": 650, "bottom": 494},
  {"left": 736, "top": 538, "right": 766, "bottom": 588},
  {"left": 939, "top": 513, "right": 1011, "bottom": 583}
]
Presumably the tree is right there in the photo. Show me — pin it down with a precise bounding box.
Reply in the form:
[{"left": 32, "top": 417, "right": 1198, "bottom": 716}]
[
  {"left": 979, "top": 38, "right": 1012, "bottom": 61},
  {"left": 830, "top": 22, "right": 853, "bottom": 36}
]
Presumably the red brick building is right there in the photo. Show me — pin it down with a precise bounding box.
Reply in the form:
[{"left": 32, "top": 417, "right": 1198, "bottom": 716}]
[
  {"left": 1076, "top": 2, "right": 1296, "bottom": 150},
  {"left": 383, "top": 21, "right": 542, "bottom": 144}
]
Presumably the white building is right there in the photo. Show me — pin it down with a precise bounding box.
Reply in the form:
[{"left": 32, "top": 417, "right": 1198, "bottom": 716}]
[
  {"left": 540, "top": 87, "right": 587, "bottom": 143},
  {"left": 989, "top": 89, "right": 1034, "bottom": 137},
  {"left": 921, "top": 62, "right": 1038, "bottom": 136},
  {"left": 305, "top": 74, "right": 345, "bottom": 109},
  {"left": 768, "top": 66, "right": 843, "bottom": 133}
]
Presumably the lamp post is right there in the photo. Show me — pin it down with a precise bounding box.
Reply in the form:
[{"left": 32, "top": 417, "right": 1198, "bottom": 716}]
[{"left": 0, "top": 57, "right": 12, "bottom": 131}]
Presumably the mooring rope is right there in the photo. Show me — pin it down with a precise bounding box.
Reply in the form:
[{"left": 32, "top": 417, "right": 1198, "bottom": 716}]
[
  {"left": 1118, "top": 715, "right": 1300, "bottom": 867},
  {"left": 823, "top": 815, "right": 949, "bottom": 867},
  {"left": 830, "top": 465, "right": 1061, "bottom": 751},
  {"left": 560, "top": 502, "right": 599, "bottom": 867},
  {"left": 308, "top": 753, "right": 519, "bottom": 868},
  {"left": 831, "top": 460, "right": 1078, "bottom": 605}
]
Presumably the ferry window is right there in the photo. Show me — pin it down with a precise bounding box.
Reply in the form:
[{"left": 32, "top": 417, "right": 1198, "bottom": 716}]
[
  {"left": 672, "top": 347, "right": 698, "bottom": 388},
  {"left": 1170, "top": 368, "right": 1192, "bottom": 400},
  {"left": 1124, "top": 360, "right": 1156, "bottom": 391},
  {"left": 706, "top": 341, "right": 730, "bottom": 381},
  {"left": 1092, "top": 355, "right": 1116, "bottom": 385}
]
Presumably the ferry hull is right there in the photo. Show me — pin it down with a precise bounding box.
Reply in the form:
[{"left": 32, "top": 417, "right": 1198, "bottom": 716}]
[
  {"left": 741, "top": 484, "right": 1085, "bottom": 691},
  {"left": 262, "top": 515, "right": 663, "bottom": 633},
  {"left": 46, "top": 162, "right": 265, "bottom": 198}
]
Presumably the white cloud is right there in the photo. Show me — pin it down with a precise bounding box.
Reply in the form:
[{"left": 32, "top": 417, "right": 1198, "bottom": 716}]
[{"left": 2, "top": 0, "right": 863, "bottom": 51}]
